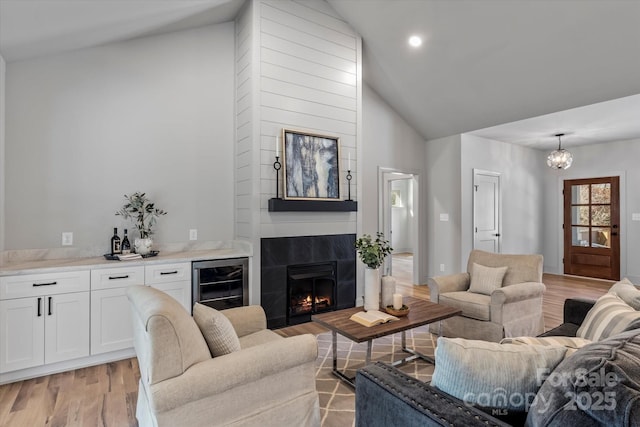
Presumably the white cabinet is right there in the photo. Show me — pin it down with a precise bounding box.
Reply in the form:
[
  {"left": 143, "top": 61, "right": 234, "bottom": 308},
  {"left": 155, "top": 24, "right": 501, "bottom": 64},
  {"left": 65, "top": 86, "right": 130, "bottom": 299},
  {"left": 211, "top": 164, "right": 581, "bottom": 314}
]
[
  {"left": 89, "top": 263, "right": 190, "bottom": 355},
  {"left": 90, "top": 266, "right": 144, "bottom": 355},
  {"left": 145, "top": 262, "right": 191, "bottom": 312},
  {"left": 0, "top": 271, "right": 90, "bottom": 373},
  {"left": 0, "top": 297, "right": 44, "bottom": 372}
]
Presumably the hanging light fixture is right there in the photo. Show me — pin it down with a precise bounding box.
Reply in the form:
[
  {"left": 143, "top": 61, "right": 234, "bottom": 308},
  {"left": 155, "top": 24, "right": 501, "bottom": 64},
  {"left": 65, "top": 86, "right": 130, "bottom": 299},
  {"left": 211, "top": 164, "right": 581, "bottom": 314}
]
[{"left": 547, "top": 133, "right": 573, "bottom": 169}]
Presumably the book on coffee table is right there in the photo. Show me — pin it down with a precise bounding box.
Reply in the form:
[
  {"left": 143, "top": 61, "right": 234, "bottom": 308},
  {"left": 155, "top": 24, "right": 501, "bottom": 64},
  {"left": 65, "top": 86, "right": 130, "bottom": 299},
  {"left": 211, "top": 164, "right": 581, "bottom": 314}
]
[{"left": 350, "top": 310, "right": 399, "bottom": 327}]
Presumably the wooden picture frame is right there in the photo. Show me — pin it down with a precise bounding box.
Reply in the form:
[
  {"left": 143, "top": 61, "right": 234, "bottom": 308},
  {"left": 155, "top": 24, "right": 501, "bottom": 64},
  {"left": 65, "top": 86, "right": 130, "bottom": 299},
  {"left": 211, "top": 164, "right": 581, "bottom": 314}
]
[{"left": 282, "top": 129, "right": 341, "bottom": 201}]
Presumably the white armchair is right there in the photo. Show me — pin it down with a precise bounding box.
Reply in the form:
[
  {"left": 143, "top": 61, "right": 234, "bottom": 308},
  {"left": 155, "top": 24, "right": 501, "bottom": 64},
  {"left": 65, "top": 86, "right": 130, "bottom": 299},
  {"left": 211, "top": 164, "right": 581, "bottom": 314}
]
[
  {"left": 428, "top": 250, "right": 546, "bottom": 342},
  {"left": 127, "top": 285, "right": 320, "bottom": 427}
]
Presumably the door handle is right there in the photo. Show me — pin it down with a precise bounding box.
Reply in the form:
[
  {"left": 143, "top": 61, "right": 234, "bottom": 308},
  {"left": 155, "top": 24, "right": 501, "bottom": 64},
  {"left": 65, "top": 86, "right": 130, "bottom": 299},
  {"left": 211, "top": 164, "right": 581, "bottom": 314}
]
[
  {"left": 37, "top": 297, "right": 42, "bottom": 317},
  {"left": 48, "top": 297, "right": 52, "bottom": 316},
  {"left": 493, "top": 233, "right": 501, "bottom": 237}
]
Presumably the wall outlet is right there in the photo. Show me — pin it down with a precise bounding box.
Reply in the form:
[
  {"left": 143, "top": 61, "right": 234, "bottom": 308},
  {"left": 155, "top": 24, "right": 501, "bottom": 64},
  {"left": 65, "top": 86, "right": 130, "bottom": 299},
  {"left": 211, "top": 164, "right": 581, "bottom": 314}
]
[
  {"left": 62, "top": 232, "right": 73, "bottom": 246},
  {"left": 440, "top": 263, "right": 445, "bottom": 272},
  {"left": 632, "top": 213, "right": 640, "bottom": 221},
  {"left": 439, "top": 213, "right": 449, "bottom": 222},
  {"left": 189, "top": 229, "right": 198, "bottom": 241}
]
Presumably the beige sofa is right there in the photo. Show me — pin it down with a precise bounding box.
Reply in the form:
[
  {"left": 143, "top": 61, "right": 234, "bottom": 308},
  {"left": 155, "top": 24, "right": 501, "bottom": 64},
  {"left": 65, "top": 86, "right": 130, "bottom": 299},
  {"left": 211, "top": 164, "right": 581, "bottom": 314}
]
[
  {"left": 127, "top": 285, "right": 320, "bottom": 427},
  {"left": 428, "top": 250, "right": 545, "bottom": 342}
]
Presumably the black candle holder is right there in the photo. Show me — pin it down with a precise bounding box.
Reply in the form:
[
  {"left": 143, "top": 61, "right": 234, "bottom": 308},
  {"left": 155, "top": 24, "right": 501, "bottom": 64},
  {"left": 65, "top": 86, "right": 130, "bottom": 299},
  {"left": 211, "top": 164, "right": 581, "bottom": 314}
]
[
  {"left": 273, "top": 156, "right": 282, "bottom": 199},
  {"left": 346, "top": 169, "right": 353, "bottom": 201}
]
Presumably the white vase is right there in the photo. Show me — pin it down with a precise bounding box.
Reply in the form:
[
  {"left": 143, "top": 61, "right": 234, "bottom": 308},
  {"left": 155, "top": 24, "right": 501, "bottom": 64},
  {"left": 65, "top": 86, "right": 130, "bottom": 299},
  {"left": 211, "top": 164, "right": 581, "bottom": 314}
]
[
  {"left": 134, "top": 237, "right": 153, "bottom": 255},
  {"left": 381, "top": 275, "right": 396, "bottom": 308},
  {"left": 363, "top": 267, "right": 381, "bottom": 311}
]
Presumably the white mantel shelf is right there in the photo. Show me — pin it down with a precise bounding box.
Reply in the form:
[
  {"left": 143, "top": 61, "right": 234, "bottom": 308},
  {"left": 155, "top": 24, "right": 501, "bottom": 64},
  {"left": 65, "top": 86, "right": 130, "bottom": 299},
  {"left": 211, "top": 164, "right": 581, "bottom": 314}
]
[{"left": 0, "top": 241, "right": 252, "bottom": 276}]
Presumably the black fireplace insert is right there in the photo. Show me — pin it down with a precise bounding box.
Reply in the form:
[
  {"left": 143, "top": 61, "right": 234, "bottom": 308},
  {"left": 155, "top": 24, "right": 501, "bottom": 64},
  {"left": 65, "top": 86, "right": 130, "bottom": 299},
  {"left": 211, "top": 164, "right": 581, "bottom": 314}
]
[{"left": 287, "top": 262, "right": 336, "bottom": 325}]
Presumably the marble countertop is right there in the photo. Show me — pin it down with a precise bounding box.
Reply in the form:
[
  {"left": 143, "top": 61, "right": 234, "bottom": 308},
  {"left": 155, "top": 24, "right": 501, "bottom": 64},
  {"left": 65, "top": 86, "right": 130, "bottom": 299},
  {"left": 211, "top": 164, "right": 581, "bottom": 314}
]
[{"left": 0, "top": 241, "right": 252, "bottom": 276}]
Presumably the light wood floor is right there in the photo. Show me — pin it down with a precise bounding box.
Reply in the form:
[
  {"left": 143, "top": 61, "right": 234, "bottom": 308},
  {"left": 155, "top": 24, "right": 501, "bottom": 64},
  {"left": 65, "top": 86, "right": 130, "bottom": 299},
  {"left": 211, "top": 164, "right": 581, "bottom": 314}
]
[{"left": 0, "top": 259, "right": 613, "bottom": 426}]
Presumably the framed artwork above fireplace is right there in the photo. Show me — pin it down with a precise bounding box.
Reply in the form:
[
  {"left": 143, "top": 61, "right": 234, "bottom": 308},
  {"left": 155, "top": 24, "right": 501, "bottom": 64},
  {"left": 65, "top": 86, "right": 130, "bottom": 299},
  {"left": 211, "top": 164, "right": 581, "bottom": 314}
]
[{"left": 282, "top": 128, "right": 340, "bottom": 201}]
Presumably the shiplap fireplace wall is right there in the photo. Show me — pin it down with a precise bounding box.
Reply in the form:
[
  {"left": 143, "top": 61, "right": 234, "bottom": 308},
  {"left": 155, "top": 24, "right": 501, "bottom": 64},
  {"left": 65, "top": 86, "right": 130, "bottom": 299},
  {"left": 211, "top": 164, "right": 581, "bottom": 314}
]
[{"left": 234, "top": 0, "right": 362, "bottom": 305}]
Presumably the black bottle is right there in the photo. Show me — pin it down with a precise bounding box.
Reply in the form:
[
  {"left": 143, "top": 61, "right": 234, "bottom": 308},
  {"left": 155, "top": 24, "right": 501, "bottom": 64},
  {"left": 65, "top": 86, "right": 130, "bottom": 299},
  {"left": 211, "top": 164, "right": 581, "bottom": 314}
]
[
  {"left": 111, "top": 228, "right": 122, "bottom": 255},
  {"left": 121, "top": 229, "right": 131, "bottom": 254}
]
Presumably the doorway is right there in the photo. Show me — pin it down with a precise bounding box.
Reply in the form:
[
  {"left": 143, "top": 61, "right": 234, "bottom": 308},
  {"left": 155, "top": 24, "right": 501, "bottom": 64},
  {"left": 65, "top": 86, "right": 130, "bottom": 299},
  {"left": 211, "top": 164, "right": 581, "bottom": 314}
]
[
  {"left": 473, "top": 169, "right": 502, "bottom": 253},
  {"left": 563, "top": 176, "right": 620, "bottom": 280},
  {"left": 379, "top": 168, "right": 420, "bottom": 285}
]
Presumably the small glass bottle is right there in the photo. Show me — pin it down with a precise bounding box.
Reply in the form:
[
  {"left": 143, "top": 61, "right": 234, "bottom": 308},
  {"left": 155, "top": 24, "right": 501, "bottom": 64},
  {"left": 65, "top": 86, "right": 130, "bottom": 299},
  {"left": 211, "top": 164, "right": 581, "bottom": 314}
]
[
  {"left": 111, "top": 227, "right": 121, "bottom": 255},
  {"left": 121, "top": 229, "right": 131, "bottom": 254}
]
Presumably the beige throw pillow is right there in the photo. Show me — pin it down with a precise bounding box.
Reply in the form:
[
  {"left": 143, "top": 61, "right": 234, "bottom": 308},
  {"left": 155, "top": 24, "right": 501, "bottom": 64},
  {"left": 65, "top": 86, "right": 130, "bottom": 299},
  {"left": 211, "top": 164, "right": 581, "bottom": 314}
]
[
  {"left": 193, "top": 303, "right": 241, "bottom": 357},
  {"left": 431, "top": 337, "right": 567, "bottom": 411},
  {"left": 468, "top": 263, "right": 508, "bottom": 295},
  {"left": 500, "top": 336, "right": 592, "bottom": 358},
  {"left": 577, "top": 293, "right": 640, "bottom": 341}
]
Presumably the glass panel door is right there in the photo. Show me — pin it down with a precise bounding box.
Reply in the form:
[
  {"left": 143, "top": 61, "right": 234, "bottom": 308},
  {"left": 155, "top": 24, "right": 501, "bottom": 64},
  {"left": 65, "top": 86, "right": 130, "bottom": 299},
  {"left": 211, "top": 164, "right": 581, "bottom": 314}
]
[{"left": 564, "top": 177, "right": 619, "bottom": 280}]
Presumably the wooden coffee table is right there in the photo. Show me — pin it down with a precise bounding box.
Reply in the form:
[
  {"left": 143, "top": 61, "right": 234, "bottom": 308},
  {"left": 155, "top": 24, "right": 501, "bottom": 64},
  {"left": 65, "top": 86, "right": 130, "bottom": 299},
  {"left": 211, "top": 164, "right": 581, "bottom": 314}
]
[{"left": 312, "top": 296, "right": 461, "bottom": 387}]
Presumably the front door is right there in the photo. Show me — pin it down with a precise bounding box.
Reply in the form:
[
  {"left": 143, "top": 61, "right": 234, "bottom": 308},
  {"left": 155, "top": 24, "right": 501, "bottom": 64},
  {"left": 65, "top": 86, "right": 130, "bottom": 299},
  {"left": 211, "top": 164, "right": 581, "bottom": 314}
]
[{"left": 563, "top": 177, "right": 620, "bottom": 280}]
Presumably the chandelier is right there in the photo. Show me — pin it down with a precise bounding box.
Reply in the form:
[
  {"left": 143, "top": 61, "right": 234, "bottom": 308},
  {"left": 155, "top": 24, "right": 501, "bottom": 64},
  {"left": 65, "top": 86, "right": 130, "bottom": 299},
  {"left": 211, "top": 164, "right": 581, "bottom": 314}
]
[{"left": 547, "top": 133, "right": 573, "bottom": 169}]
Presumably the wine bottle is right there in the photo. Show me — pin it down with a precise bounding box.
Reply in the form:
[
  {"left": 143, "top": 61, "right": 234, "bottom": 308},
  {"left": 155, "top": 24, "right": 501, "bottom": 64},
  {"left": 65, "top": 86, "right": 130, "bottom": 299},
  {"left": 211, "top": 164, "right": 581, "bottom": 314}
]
[
  {"left": 121, "top": 229, "right": 131, "bottom": 254},
  {"left": 111, "top": 227, "right": 122, "bottom": 255}
]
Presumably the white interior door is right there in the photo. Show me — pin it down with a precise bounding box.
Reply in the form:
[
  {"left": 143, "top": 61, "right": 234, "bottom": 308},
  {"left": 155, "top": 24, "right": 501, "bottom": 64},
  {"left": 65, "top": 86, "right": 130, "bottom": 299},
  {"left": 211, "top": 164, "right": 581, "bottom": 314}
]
[{"left": 473, "top": 169, "right": 502, "bottom": 253}]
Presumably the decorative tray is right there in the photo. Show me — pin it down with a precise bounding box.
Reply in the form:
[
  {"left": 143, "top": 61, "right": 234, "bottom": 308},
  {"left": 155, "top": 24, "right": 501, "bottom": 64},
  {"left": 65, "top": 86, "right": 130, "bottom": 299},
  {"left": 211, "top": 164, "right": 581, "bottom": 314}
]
[
  {"left": 385, "top": 305, "right": 410, "bottom": 317},
  {"left": 103, "top": 251, "right": 159, "bottom": 261}
]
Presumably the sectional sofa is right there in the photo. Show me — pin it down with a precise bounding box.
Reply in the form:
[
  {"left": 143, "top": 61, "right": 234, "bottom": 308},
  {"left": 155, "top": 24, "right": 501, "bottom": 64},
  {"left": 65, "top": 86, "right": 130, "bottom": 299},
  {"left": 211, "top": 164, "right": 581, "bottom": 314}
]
[{"left": 355, "top": 280, "right": 640, "bottom": 426}]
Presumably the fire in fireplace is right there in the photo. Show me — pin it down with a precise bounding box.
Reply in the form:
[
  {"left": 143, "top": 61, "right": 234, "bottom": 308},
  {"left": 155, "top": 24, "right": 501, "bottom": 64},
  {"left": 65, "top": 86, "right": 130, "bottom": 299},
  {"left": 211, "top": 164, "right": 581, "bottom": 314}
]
[{"left": 287, "top": 262, "right": 337, "bottom": 325}]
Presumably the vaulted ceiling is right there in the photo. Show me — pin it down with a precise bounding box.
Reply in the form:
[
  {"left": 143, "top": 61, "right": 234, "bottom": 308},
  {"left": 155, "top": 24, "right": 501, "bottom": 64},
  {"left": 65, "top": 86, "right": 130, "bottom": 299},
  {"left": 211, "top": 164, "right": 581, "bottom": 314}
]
[{"left": 1, "top": 0, "right": 639, "bottom": 149}]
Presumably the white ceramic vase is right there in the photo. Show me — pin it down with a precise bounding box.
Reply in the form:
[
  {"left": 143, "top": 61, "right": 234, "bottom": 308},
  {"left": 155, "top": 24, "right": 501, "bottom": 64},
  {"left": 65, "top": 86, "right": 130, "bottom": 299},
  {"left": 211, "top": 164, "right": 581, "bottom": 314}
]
[
  {"left": 134, "top": 237, "right": 153, "bottom": 255},
  {"left": 363, "top": 267, "right": 381, "bottom": 311},
  {"left": 381, "top": 275, "right": 396, "bottom": 308}
]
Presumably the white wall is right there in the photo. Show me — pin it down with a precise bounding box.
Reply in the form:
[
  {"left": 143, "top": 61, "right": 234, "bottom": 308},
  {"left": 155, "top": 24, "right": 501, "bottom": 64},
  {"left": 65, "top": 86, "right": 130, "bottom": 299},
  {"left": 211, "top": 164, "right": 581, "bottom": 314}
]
[
  {"left": 235, "top": 0, "right": 361, "bottom": 303},
  {"left": 363, "top": 84, "right": 427, "bottom": 282},
  {"left": 257, "top": 0, "right": 360, "bottom": 238},
  {"left": 541, "top": 138, "right": 640, "bottom": 282},
  {"left": 0, "top": 54, "right": 5, "bottom": 251},
  {"left": 425, "top": 135, "right": 462, "bottom": 277},
  {"left": 461, "top": 134, "right": 545, "bottom": 260},
  {"left": 5, "top": 24, "right": 235, "bottom": 251}
]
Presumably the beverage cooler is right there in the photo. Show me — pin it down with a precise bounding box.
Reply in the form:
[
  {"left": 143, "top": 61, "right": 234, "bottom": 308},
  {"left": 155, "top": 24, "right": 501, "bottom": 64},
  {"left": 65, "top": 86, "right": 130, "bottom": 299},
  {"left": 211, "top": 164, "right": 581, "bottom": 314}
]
[{"left": 192, "top": 258, "right": 249, "bottom": 310}]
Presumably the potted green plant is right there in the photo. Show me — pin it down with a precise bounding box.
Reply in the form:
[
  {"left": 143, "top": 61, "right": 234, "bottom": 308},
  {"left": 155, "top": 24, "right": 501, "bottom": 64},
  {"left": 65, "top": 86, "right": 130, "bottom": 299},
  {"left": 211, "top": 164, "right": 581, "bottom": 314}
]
[
  {"left": 355, "top": 232, "right": 393, "bottom": 311},
  {"left": 116, "top": 192, "right": 167, "bottom": 255}
]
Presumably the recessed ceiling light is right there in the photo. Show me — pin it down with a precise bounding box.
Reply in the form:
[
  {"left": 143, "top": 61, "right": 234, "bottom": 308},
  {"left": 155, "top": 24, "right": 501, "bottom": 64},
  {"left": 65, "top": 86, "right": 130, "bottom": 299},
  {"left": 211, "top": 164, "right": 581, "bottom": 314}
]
[{"left": 408, "top": 35, "right": 422, "bottom": 47}]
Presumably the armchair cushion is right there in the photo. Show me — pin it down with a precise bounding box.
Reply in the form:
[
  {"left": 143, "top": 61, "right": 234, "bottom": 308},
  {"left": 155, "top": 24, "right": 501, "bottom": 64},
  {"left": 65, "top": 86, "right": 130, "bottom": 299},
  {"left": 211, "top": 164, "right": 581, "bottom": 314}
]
[
  {"left": 577, "top": 293, "right": 640, "bottom": 341},
  {"left": 239, "top": 328, "right": 283, "bottom": 348},
  {"left": 431, "top": 337, "right": 567, "bottom": 411},
  {"left": 469, "top": 263, "right": 508, "bottom": 295},
  {"left": 193, "top": 303, "right": 241, "bottom": 357},
  {"left": 220, "top": 304, "right": 267, "bottom": 337},
  {"left": 440, "top": 291, "right": 491, "bottom": 321}
]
